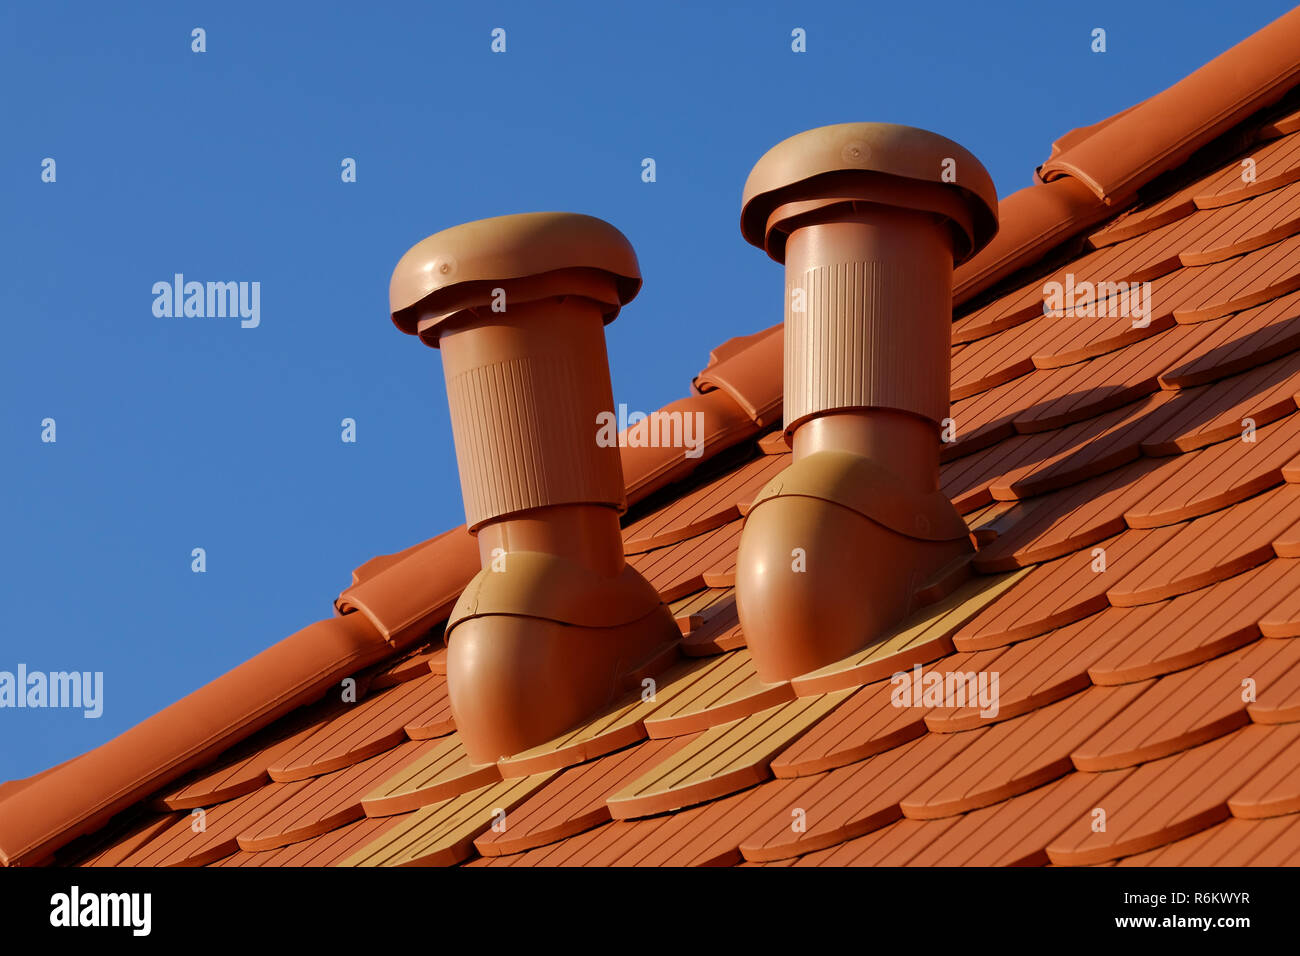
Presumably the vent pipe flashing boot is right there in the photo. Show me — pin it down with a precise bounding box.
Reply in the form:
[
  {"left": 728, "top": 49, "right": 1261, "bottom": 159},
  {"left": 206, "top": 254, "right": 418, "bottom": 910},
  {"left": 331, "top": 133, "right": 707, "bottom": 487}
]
[
  {"left": 735, "top": 123, "right": 999, "bottom": 685},
  {"left": 390, "top": 212, "right": 680, "bottom": 765}
]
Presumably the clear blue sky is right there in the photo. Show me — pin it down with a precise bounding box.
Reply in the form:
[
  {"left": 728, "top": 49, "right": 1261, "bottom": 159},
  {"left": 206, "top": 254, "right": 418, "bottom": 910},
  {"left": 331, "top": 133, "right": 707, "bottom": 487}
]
[{"left": 2, "top": 0, "right": 1292, "bottom": 781}]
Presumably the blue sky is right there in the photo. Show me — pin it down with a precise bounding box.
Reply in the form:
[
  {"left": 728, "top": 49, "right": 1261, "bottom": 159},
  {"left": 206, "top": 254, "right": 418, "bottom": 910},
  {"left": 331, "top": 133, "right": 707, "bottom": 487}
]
[{"left": 1, "top": 0, "right": 1292, "bottom": 780}]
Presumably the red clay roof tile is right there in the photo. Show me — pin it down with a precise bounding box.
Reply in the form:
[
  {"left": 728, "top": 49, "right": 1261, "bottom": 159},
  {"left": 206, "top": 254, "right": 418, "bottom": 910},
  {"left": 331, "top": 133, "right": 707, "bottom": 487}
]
[
  {"left": 473, "top": 734, "right": 700, "bottom": 856},
  {"left": 13, "top": 8, "right": 1300, "bottom": 871},
  {"left": 952, "top": 527, "right": 1177, "bottom": 651},
  {"left": 266, "top": 672, "right": 446, "bottom": 782},
  {"left": 236, "top": 738, "right": 441, "bottom": 852},
  {"left": 1047, "top": 724, "right": 1300, "bottom": 865},
  {"left": 359, "top": 735, "right": 500, "bottom": 816},
  {"left": 738, "top": 735, "right": 955, "bottom": 861},
  {"left": 211, "top": 815, "right": 402, "bottom": 867},
  {"left": 770, "top": 679, "right": 927, "bottom": 777},
  {"left": 0, "top": 612, "right": 394, "bottom": 867},
  {"left": 906, "top": 770, "right": 1136, "bottom": 866},
  {"left": 1038, "top": 6, "right": 1300, "bottom": 204},
  {"left": 926, "top": 622, "right": 1130, "bottom": 731},
  {"left": 973, "top": 458, "right": 1173, "bottom": 570},
  {"left": 1227, "top": 732, "right": 1300, "bottom": 817},
  {"left": 1194, "top": 131, "right": 1300, "bottom": 208},
  {"left": 1162, "top": 288, "right": 1300, "bottom": 387},
  {"left": 1072, "top": 640, "right": 1300, "bottom": 771},
  {"left": 608, "top": 692, "right": 847, "bottom": 818},
  {"left": 1246, "top": 650, "right": 1300, "bottom": 723},
  {"left": 1140, "top": 353, "right": 1300, "bottom": 453},
  {"left": 1106, "top": 484, "right": 1300, "bottom": 605},
  {"left": 693, "top": 324, "right": 782, "bottom": 426},
  {"left": 626, "top": 519, "right": 742, "bottom": 603},
  {"left": 1085, "top": 560, "right": 1299, "bottom": 683},
  {"left": 623, "top": 453, "right": 786, "bottom": 553},
  {"left": 902, "top": 683, "right": 1148, "bottom": 818}
]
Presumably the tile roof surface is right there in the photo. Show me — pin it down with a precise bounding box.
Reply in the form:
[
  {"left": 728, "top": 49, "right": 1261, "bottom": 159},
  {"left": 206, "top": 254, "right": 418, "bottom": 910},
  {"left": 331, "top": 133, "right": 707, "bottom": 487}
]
[{"left": 7, "top": 11, "right": 1300, "bottom": 869}]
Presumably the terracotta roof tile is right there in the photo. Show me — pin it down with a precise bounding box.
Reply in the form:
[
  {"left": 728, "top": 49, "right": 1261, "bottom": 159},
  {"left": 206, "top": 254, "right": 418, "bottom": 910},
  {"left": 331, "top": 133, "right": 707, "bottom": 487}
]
[
  {"left": 236, "top": 738, "right": 441, "bottom": 852},
  {"left": 400, "top": 675, "right": 455, "bottom": 739},
  {"left": 1193, "top": 131, "right": 1300, "bottom": 208},
  {"left": 266, "top": 672, "right": 445, "bottom": 782},
  {"left": 925, "top": 620, "right": 1132, "bottom": 731},
  {"left": 359, "top": 736, "right": 500, "bottom": 816},
  {"left": 609, "top": 692, "right": 849, "bottom": 818},
  {"left": 1139, "top": 353, "right": 1300, "bottom": 454},
  {"left": 1226, "top": 731, "right": 1300, "bottom": 817},
  {"left": 906, "top": 771, "right": 1137, "bottom": 867},
  {"left": 951, "top": 285, "right": 1040, "bottom": 346},
  {"left": 626, "top": 519, "right": 742, "bottom": 602},
  {"left": 1162, "top": 289, "right": 1300, "bottom": 387},
  {"left": 972, "top": 457, "right": 1173, "bottom": 570},
  {"left": 624, "top": 453, "right": 786, "bottom": 553},
  {"left": 118, "top": 781, "right": 315, "bottom": 867},
  {"left": 1259, "top": 559, "right": 1300, "bottom": 636},
  {"left": 77, "top": 815, "right": 179, "bottom": 867},
  {"left": 1046, "top": 723, "right": 1300, "bottom": 865},
  {"left": 642, "top": 649, "right": 794, "bottom": 737},
  {"left": 344, "top": 773, "right": 556, "bottom": 866},
  {"left": 474, "top": 735, "right": 700, "bottom": 856},
  {"left": 1167, "top": 232, "right": 1300, "bottom": 323},
  {"left": 14, "top": 10, "right": 1300, "bottom": 869},
  {"left": 1015, "top": 331, "right": 1208, "bottom": 432},
  {"left": 211, "top": 815, "right": 401, "bottom": 867},
  {"left": 988, "top": 394, "right": 1177, "bottom": 501},
  {"left": 154, "top": 724, "right": 304, "bottom": 811},
  {"left": 1178, "top": 180, "right": 1300, "bottom": 265},
  {"left": 1072, "top": 639, "right": 1300, "bottom": 771},
  {"left": 1086, "top": 560, "right": 1300, "bottom": 683},
  {"left": 1115, "top": 814, "right": 1300, "bottom": 866},
  {"left": 900, "top": 684, "right": 1148, "bottom": 818},
  {"left": 1246, "top": 648, "right": 1300, "bottom": 722},
  {"left": 370, "top": 643, "right": 446, "bottom": 689},
  {"left": 1120, "top": 410, "right": 1300, "bottom": 527},
  {"left": 1261, "top": 106, "right": 1300, "bottom": 138},
  {"left": 514, "top": 785, "right": 769, "bottom": 867},
  {"left": 1106, "top": 484, "right": 1300, "bottom": 605},
  {"left": 790, "top": 816, "right": 963, "bottom": 866},
  {"left": 952, "top": 528, "right": 1177, "bottom": 651},
  {"left": 791, "top": 571, "right": 1029, "bottom": 694},
  {"left": 738, "top": 735, "right": 958, "bottom": 861},
  {"left": 770, "top": 679, "right": 927, "bottom": 777},
  {"left": 693, "top": 324, "right": 782, "bottom": 426},
  {"left": 495, "top": 691, "right": 654, "bottom": 777},
  {"left": 677, "top": 588, "right": 746, "bottom": 656}
]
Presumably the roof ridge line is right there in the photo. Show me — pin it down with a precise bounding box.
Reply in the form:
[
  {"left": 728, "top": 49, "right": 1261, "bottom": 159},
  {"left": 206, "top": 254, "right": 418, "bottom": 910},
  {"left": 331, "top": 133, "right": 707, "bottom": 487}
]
[
  {"left": 955, "top": 7, "right": 1300, "bottom": 307},
  {"left": 0, "top": 612, "right": 392, "bottom": 867},
  {"left": 0, "top": 383, "right": 761, "bottom": 868}
]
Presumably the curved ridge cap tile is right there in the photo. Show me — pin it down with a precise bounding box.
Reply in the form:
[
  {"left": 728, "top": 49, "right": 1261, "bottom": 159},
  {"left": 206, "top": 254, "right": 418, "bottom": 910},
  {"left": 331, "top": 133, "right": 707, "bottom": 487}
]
[
  {"left": 1039, "top": 6, "right": 1300, "bottom": 205},
  {"left": 0, "top": 612, "right": 388, "bottom": 868},
  {"left": 337, "top": 526, "right": 479, "bottom": 645},
  {"left": 1041, "top": 105, "right": 1142, "bottom": 170},
  {"left": 692, "top": 323, "right": 783, "bottom": 426},
  {"left": 349, "top": 528, "right": 456, "bottom": 588},
  {"left": 0, "top": 757, "right": 77, "bottom": 803},
  {"left": 953, "top": 178, "right": 1107, "bottom": 307},
  {"left": 700, "top": 323, "right": 780, "bottom": 373},
  {"left": 620, "top": 389, "right": 760, "bottom": 506}
]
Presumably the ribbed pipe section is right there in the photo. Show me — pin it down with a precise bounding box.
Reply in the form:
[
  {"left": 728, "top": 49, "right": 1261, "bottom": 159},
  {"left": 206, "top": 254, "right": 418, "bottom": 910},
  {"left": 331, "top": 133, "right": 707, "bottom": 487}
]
[
  {"left": 783, "top": 236, "right": 952, "bottom": 429},
  {"left": 447, "top": 347, "right": 623, "bottom": 529}
]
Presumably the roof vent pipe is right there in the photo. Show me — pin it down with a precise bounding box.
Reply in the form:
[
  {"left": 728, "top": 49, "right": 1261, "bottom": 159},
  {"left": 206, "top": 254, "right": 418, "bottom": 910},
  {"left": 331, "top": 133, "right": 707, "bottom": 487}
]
[
  {"left": 390, "top": 212, "right": 680, "bottom": 765},
  {"left": 735, "top": 123, "right": 999, "bottom": 684}
]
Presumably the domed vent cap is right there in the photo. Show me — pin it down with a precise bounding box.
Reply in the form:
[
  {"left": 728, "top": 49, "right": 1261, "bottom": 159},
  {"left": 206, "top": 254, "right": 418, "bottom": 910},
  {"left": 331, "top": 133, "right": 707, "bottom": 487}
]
[
  {"left": 390, "top": 211, "right": 642, "bottom": 344},
  {"left": 741, "top": 122, "right": 998, "bottom": 264}
]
